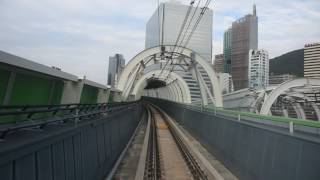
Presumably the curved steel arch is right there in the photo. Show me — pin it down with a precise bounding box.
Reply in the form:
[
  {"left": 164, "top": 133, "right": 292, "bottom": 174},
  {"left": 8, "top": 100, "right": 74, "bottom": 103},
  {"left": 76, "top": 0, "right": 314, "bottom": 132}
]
[
  {"left": 117, "top": 45, "right": 223, "bottom": 107},
  {"left": 286, "top": 93, "right": 320, "bottom": 121},
  {"left": 132, "top": 70, "right": 192, "bottom": 103},
  {"left": 260, "top": 78, "right": 320, "bottom": 115}
]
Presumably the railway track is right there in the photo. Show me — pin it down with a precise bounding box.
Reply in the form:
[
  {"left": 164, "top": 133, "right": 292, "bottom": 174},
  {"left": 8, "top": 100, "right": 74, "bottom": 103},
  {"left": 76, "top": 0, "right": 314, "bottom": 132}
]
[
  {"left": 141, "top": 105, "right": 208, "bottom": 180},
  {"left": 109, "top": 104, "right": 218, "bottom": 180}
]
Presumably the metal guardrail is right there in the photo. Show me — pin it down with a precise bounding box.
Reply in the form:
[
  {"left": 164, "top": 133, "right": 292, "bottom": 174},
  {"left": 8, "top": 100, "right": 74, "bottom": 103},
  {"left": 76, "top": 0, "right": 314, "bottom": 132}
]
[
  {"left": 192, "top": 105, "right": 320, "bottom": 134},
  {"left": 149, "top": 98, "right": 320, "bottom": 180},
  {"left": 145, "top": 97, "right": 320, "bottom": 134},
  {"left": 0, "top": 101, "right": 140, "bottom": 139},
  {"left": 0, "top": 101, "right": 143, "bottom": 180},
  {"left": 195, "top": 104, "right": 320, "bottom": 132}
]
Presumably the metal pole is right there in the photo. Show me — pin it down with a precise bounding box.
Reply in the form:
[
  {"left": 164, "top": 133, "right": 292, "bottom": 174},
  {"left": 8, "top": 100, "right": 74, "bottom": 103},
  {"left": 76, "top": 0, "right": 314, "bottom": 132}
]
[{"left": 289, "top": 121, "right": 294, "bottom": 133}]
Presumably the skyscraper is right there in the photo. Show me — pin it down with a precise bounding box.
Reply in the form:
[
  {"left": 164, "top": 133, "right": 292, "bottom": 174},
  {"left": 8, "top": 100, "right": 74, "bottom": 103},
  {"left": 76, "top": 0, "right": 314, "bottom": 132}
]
[
  {"left": 108, "top": 54, "right": 125, "bottom": 88},
  {"left": 248, "top": 49, "right": 269, "bottom": 89},
  {"left": 304, "top": 42, "right": 320, "bottom": 79},
  {"left": 223, "top": 28, "right": 232, "bottom": 74},
  {"left": 145, "top": 1, "right": 213, "bottom": 62},
  {"left": 231, "top": 5, "right": 258, "bottom": 90}
]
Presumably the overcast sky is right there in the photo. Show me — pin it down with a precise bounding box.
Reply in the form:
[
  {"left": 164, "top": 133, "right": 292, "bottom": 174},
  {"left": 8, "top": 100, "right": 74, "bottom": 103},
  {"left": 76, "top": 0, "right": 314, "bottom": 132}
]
[{"left": 0, "top": 0, "right": 319, "bottom": 84}]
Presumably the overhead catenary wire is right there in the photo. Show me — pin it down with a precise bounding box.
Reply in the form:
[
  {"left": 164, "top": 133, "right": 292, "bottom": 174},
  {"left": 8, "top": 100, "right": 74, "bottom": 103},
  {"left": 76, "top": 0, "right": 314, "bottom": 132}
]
[
  {"left": 157, "top": 0, "right": 161, "bottom": 46},
  {"left": 181, "top": 0, "right": 211, "bottom": 49},
  {"left": 157, "top": 0, "right": 196, "bottom": 79},
  {"left": 165, "top": 0, "right": 211, "bottom": 80},
  {"left": 165, "top": 0, "right": 203, "bottom": 79},
  {"left": 176, "top": 0, "right": 203, "bottom": 52}
]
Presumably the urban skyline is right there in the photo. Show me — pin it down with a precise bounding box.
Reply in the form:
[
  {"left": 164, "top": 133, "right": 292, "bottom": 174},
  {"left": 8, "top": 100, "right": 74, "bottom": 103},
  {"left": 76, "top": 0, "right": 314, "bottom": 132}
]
[
  {"left": 0, "top": 0, "right": 319, "bottom": 84},
  {"left": 0, "top": 1, "right": 319, "bottom": 179}
]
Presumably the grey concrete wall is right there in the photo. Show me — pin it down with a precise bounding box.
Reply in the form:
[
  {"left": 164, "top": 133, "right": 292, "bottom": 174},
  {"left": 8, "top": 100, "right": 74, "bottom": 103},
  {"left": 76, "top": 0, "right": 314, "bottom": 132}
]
[
  {"left": 97, "top": 89, "right": 110, "bottom": 103},
  {"left": 149, "top": 98, "right": 320, "bottom": 180},
  {"left": 0, "top": 103, "right": 143, "bottom": 180},
  {"left": 60, "top": 80, "right": 84, "bottom": 104}
]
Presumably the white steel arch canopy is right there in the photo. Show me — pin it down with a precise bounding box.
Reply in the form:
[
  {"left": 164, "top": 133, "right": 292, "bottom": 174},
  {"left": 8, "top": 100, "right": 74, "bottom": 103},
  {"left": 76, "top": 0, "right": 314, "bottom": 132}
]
[
  {"left": 117, "top": 45, "right": 223, "bottom": 107},
  {"left": 132, "top": 70, "right": 192, "bottom": 103},
  {"left": 260, "top": 78, "right": 320, "bottom": 115}
]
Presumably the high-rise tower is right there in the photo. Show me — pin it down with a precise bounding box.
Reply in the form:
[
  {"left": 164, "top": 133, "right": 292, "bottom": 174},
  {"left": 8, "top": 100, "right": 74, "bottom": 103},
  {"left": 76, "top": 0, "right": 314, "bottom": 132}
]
[
  {"left": 304, "top": 42, "right": 320, "bottom": 79},
  {"left": 145, "top": 1, "right": 213, "bottom": 62},
  {"left": 107, "top": 54, "right": 125, "bottom": 88},
  {"left": 223, "top": 28, "right": 232, "bottom": 73},
  {"left": 248, "top": 49, "right": 269, "bottom": 89},
  {"left": 231, "top": 5, "right": 258, "bottom": 90}
]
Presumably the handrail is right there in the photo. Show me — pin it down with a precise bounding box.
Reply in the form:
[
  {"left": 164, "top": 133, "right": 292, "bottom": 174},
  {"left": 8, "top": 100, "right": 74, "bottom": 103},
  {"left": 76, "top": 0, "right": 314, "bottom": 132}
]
[
  {"left": 0, "top": 101, "right": 141, "bottom": 139},
  {"left": 0, "top": 101, "right": 140, "bottom": 123},
  {"left": 143, "top": 97, "right": 320, "bottom": 132},
  {"left": 201, "top": 106, "right": 320, "bottom": 129}
]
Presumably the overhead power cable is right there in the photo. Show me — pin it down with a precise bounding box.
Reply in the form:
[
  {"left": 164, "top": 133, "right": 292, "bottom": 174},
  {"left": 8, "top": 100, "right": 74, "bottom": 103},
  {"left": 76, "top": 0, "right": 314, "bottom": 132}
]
[
  {"left": 165, "top": 0, "right": 202, "bottom": 77},
  {"left": 165, "top": 0, "right": 211, "bottom": 80},
  {"left": 157, "top": 0, "right": 196, "bottom": 78},
  {"left": 157, "top": 0, "right": 161, "bottom": 46},
  {"left": 181, "top": 0, "right": 211, "bottom": 49}
]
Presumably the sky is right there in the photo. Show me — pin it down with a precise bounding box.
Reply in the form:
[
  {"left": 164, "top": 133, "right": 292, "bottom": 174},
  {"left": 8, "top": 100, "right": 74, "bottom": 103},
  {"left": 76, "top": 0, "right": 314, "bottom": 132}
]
[{"left": 0, "top": 0, "right": 319, "bottom": 84}]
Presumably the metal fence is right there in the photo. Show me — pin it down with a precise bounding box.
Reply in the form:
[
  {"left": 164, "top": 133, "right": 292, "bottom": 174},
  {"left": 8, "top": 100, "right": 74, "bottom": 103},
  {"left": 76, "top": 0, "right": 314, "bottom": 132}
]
[
  {"left": 0, "top": 101, "right": 143, "bottom": 180},
  {"left": 147, "top": 97, "right": 320, "bottom": 180}
]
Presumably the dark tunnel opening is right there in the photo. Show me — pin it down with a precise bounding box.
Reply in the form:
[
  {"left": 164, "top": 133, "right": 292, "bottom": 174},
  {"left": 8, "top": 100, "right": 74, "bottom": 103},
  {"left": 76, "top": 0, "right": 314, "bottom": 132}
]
[{"left": 144, "top": 78, "right": 167, "bottom": 89}]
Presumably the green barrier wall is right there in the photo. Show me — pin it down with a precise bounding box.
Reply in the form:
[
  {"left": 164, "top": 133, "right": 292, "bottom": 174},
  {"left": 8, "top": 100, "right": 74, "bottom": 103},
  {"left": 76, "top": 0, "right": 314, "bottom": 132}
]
[
  {"left": 80, "top": 85, "right": 98, "bottom": 104},
  {"left": 0, "top": 72, "right": 65, "bottom": 123},
  {"left": 51, "top": 81, "right": 64, "bottom": 105},
  {"left": 0, "top": 69, "right": 10, "bottom": 104},
  {"left": 10, "top": 73, "right": 55, "bottom": 105}
]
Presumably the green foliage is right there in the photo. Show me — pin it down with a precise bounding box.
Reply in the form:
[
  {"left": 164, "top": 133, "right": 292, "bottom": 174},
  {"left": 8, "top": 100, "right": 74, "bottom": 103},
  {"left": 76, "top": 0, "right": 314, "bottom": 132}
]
[{"left": 269, "top": 49, "right": 304, "bottom": 77}]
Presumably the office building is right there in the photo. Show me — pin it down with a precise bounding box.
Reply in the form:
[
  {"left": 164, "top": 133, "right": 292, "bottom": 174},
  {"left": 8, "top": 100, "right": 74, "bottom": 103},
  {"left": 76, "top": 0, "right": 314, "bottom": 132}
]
[
  {"left": 304, "top": 42, "right": 320, "bottom": 79},
  {"left": 145, "top": 1, "right": 213, "bottom": 62},
  {"left": 217, "top": 73, "right": 234, "bottom": 94},
  {"left": 108, "top": 54, "right": 125, "bottom": 88},
  {"left": 223, "top": 28, "right": 232, "bottom": 73},
  {"left": 231, "top": 5, "right": 258, "bottom": 90},
  {"left": 214, "top": 54, "right": 224, "bottom": 73},
  {"left": 269, "top": 74, "right": 296, "bottom": 85},
  {"left": 248, "top": 49, "right": 269, "bottom": 89}
]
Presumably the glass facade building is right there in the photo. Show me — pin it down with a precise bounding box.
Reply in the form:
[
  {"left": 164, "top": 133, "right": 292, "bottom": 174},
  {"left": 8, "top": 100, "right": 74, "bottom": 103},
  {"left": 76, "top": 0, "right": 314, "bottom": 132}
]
[
  {"left": 108, "top": 54, "right": 125, "bottom": 88},
  {"left": 145, "top": 2, "right": 213, "bottom": 62},
  {"left": 223, "top": 28, "right": 232, "bottom": 73}
]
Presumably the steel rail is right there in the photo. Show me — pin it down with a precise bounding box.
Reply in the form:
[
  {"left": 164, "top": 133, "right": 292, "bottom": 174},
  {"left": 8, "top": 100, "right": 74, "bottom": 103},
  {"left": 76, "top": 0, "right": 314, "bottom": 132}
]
[
  {"left": 144, "top": 106, "right": 162, "bottom": 179},
  {"left": 156, "top": 107, "right": 208, "bottom": 180},
  {"left": 144, "top": 104, "right": 207, "bottom": 179}
]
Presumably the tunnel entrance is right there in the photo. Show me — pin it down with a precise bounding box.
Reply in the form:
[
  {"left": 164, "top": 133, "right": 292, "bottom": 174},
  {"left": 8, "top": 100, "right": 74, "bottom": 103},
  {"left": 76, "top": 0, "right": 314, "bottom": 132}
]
[{"left": 144, "top": 78, "right": 166, "bottom": 89}]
